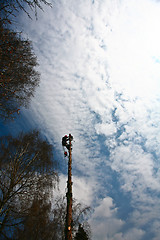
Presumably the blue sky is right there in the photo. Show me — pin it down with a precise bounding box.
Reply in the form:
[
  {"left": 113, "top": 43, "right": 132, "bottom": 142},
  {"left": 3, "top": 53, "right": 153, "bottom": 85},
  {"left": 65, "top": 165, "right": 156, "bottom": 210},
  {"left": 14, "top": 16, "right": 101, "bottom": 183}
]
[{"left": 2, "top": 0, "right": 160, "bottom": 239}]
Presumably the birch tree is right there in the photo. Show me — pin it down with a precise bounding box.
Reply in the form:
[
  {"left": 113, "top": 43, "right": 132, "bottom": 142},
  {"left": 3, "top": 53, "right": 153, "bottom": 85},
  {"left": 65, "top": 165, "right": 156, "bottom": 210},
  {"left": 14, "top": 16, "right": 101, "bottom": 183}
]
[{"left": 0, "top": 131, "right": 58, "bottom": 239}]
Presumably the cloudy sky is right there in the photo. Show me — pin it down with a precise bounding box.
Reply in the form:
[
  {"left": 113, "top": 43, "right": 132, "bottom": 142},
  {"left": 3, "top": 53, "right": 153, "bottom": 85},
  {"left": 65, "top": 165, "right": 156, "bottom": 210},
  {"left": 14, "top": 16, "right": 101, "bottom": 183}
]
[{"left": 4, "top": 0, "right": 160, "bottom": 239}]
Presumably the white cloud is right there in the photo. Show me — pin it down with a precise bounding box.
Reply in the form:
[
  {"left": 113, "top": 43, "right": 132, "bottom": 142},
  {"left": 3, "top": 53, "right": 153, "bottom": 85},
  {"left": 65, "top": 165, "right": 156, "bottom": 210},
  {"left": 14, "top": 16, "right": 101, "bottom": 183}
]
[
  {"left": 113, "top": 228, "right": 145, "bottom": 240},
  {"left": 90, "top": 197, "right": 145, "bottom": 240},
  {"left": 123, "top": 228, "right": 145, "bottom": 240},
  {"left": 95, "top": 122, "right": 117, "bottom": 136},
  {"left": 93, "top": 197, "right": 117, "bottom": 218},
  {"left": 89, "top": 197, "right": 124, "bottom": 240},
  {"left": 107, "top": 0, "right": 160, "bottom": 99},
  {"left": 110, "top": 143, "right": 159, "bottom": 192}
]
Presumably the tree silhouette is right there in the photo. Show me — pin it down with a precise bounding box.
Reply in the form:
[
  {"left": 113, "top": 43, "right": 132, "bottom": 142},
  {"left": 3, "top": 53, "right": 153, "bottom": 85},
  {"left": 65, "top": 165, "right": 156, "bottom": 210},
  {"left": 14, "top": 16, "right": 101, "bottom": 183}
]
[
  {"left": 0, "top": 0, "right": 52, "bottom": 23},
  {"left": 13, "top": 198, "right": 54, "bottom": 240},
  {"left": 0, "top": 22, "right": 40, "bottom": 120},
  {"left": 74, "top": 224, "right": 90, "bottom": 240},
  {"left": 0, "top": 131, "right": 58, "bottom": 239}
]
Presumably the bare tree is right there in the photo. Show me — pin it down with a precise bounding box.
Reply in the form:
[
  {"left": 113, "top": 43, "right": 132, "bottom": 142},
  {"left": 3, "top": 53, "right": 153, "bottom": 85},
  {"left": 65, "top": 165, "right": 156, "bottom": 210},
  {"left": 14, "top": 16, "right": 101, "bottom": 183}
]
[
  {"left": 0, "top": 0, "right": 52, "bottom": 23},
  {"left": 0, "top": 131, "right": 58, "bottom": 239},
  {"left": 0, "top": 22, "right": 40, "bottom": 120}
]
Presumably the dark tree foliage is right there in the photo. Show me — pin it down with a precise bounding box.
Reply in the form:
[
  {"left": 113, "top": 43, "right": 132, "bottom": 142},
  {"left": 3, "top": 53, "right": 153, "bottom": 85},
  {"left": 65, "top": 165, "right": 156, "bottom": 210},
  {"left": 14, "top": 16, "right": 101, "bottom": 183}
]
[
  {"left": 74, "top": 224, "right": 90, "bottom": 240},
  {"left": 0, "top": 22, "right": 40, "bottom": 120},
  {"left": 14, "top": 194, "right": 92, "bottom": 240},
  {"left": 14, "top": 198, "right": 54, "bottom": 240},
  {"left": 0, "top": 0, "right": 52, "bottom": 23},
  {"left": 0, "top": 131, "right": 58, "bottom": 239},
  {"left": 14, "top": 196, "right": 92, "bottom": 240}
]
